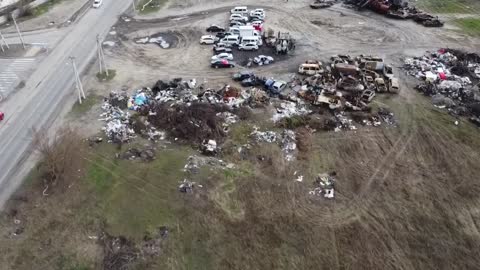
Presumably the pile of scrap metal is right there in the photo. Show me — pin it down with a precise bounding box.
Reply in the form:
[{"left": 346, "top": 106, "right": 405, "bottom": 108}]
[
  {"left": 310, "top": 0, "right": 336, "bottom": 9},
  {"left": 294, "top": 55, "right": 399, "bottom": 112},
  {"left": 404, "top": 49, "right": 480, "bottom": 125},
  {"left": 344, "top": 0, "right": 443, "bottom": 27}
]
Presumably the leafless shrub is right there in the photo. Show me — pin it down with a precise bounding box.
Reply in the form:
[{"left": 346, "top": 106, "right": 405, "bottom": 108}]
[{"left": 32, "top": 127, "right": 85, "bottom": 191}]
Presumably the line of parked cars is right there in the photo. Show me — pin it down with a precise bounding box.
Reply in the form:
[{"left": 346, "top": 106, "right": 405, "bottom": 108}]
[
  {"left": 199, "top": 7, "right": 268, "bottom": 68},
  {"left": 232, "top": 70, "right": 287, "bottom": 95}
]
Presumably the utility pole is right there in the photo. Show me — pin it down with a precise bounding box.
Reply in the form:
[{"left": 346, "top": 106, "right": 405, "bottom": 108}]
[
  {"left": 0, "top": 30, "right": 10, "bottom": 52},
  {"left": 96, "top": 35, "right": 109, "bottom": 76},
  {"left": 11, "top": 15, "right": 25, "bottom": 50},
  {"left": 132, "top": 0, "right": 136, "bottom": 12},
  {"left": 69, "top": 57, "right": 86, "bottom": 104}
]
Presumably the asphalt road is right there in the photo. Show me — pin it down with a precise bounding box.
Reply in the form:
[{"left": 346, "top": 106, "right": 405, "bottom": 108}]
[{"left": 0, "top": 0, "right": 133, "bottom": 207}]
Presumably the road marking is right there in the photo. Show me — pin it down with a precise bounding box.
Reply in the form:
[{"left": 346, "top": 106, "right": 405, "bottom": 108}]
[{"left": 0, "top": 58, "right": 35, "bottom": 97}]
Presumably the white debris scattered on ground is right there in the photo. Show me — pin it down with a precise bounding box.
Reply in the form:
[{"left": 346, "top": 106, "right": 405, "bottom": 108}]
[
  {"left": 103, "top": 41, "right": 116, "bottom": 47},
  {"left": 135, "top": 36, "right": 170, "bottom": 48},
  {"left": 250, "top": 127, "right": 278, "bottom": 143},
  {"left": 271, "top": 101, "right": 312, "bottom": 122},
  {"left": 281, "top": 130, "right": 297, "bottom": 161}
]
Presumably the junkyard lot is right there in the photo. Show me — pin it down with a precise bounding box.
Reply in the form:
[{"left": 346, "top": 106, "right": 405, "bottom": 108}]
[{"left": 1, "top": 0, "right": 480, "bottom": 269}]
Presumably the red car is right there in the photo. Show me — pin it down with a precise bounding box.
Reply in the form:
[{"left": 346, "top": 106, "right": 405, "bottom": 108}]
[{"left": 0, "top": 111, "right": 4, "bottom": 121}]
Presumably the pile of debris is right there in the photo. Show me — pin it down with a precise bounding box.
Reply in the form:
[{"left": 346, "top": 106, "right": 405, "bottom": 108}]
[
  {"left": 404, "top": 49, "right": 480, "bottom": 123},
  {"left": 116, "top": 146, "right": 156, "bottom": 161},
  {"left": 344, "top": 0, "right": 443, "bottom": 27},
  {"left": 309, "top": 173, "right": 336, "bottom": 199},
  {"left": 288, "top": 55, "right": 399, "bottom": 128},
  {"left": 101, "top": 228, "right": 168, "bottom": 270},
  {"left": 100, "top": 92, "right": 135, "bottom": 143},
  {"left": 183, "top": 155, "right": 233, "bottom": 174},
  {"left": 250, "top": 127, "right": 298, "bottom": 161},
  {"left": 310, "top": 0, "right": 336, "bottom": 9}
]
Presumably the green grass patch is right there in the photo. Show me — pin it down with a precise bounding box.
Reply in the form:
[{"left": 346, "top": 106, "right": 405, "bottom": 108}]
[
  {"left": 85, "top": 143, "right": 193, "bottom": 240},
  {"left": 137, "top": 0, "right": 167, "bottom": 14},
  {"left": 96, "top": 69, "right": 116, "bottom": 82},
  {"left": 454, "top": 18, "right": 480, "bottom": 36},
  {"left": 415, "top": 0, "right": 480, "bottom": 13},
  {"left": 70, "top": 94, "right": 101, "bottom": 117}
]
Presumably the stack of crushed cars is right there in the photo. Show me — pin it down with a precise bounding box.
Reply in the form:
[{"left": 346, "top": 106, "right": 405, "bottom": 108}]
[
  {"left": 290, "top": 55, "right": 399, "bottom": 130},
  {"left": 404, "top": 49, "right": 480, "bottom": 125},
  {"left": 344, "top": 0, "right": 443, "bottom": 27}
]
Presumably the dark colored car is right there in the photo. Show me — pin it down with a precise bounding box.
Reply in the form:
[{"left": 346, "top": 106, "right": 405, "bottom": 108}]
[
  {"left": 211, "top": 59, "right": 235, "bottom": 69},
  {"left": 206, "top": 25, "right": 226, "bottom": 32},
  {"left": 0, "top": 111, "right": 4, "bottom": 122},
  {"left": 232, "top": 71, "right": 254, "bottom": 81},
  {"left": 249, "top": 16, "right": 264, "bottom": 22},
  {"left": 241, "top": 76, "right": 263, "bottom": 87}
]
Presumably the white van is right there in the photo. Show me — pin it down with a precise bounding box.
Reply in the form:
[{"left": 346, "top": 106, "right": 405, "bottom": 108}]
[
  {"left": 230, "top": 6, "right": 248, "bottom": 15},
  {"left": 220, "top": 35, "right": 240, "bottom": 46},
  {"left": 241, "top": 36, "right": 262, "bottom": 46}
]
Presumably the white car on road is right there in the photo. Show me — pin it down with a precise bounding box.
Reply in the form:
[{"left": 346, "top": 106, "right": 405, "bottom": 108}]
[
  {"left": 92, "top": 0, "right": 103, "bottom": 8},
  {"left": 200, "top": 35, "right": 215, "bottom": 45},
  {"left": 211, "top": 53, "right": 234, "bottom": 61},
  {"left": 238, "top": 43, "right": 259, "bottom": 51}
]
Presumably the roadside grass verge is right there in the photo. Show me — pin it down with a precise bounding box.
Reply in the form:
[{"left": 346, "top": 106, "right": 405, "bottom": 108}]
[
  {"left": 415, "top": 0, "right": 480, "bottom": 13},
  {"left": 96, "top": 69, "right": 116, "bottom": 82},
  {"left": 70, "top": 94, "right": 101, "bottom": 117},
  {"left": 136, "top": 0, "right": 167, "bottom": 14},
  {"left": 454, "top": 18, "right": 480, "bottom": 36}
]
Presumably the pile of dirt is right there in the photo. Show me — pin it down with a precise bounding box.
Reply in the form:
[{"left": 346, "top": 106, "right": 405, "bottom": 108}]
[{"left": 147, "top": 103, "right": 230, "bottom": 144}]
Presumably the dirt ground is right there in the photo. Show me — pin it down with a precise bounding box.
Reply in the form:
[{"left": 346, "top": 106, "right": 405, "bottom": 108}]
[{"left": 1, "top": 0, "right": 480, "bottom": 269}]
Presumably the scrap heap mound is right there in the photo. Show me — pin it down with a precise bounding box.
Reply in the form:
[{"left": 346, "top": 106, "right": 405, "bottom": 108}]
[
  {"left": 404, "top": 49, "right": 480, "bottom": 125},
  {"left": 287, "top": 55, "right": 399, "bottom": 130},
  {"left": 344, "top": 0, "right": 443, "bottom": 27}
]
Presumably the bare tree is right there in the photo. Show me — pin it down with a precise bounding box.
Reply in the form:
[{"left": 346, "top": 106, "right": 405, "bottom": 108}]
[{"left": 32, "top": 126, "right": 85, "bottom": 192}]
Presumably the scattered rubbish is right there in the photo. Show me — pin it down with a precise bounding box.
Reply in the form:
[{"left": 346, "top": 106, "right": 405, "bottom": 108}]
[
  {"left": 135, "top": 36, "right": 170, "bottom": 48},
  {"left": 103, "top": 41, "right": 116, "bottom": 47},
  {"left": 272, "top": 101, "right": 312, "bottom": 122},
  {"left": 178, "top": 179, "right": 196, "bottom": 193},
  {"left": 281, "top": 130, "right": 297, "bottom": 161},
  {"left": 251, "top": 127, "right": 278, "bottom": 143},
  {"left": 117, "top": 147, "right": 156, "bottom": 162},
  {"left": 202, "top": 139, "right": 218, "bottom": 155},
  {"left": 88, "top": 136, "right": 103, "bottom": 146},
  {"left": 183, "top": 155, "right": 229, "bottom": 174},
  {"left": 309, "top": 173, "right": 336, "bottom": 199}
]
